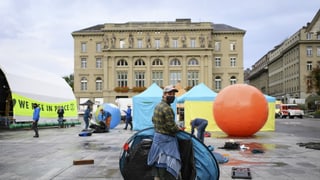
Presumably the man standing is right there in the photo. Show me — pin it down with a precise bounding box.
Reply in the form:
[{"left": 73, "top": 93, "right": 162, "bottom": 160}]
[
  {"left": 57, "top": 106, "right": 65, "bottom": 128},
  {"left": 83, "top": 105, "right": 91, "bottom": 130},
  {"left": 190, "top": 118, "right": 208, "bottom": 142},
  {"left": 32, "top": 103, "right": 41, "bottom": 138},
  {"left": 148, "top": 85, "right": 181, "bottom": 180},
  {"left": 123, "top": 105, "right": 132, "bottom": 130}
]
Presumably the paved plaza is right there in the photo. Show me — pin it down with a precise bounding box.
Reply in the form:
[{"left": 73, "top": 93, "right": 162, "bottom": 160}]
[{"left": 0, "top": 119, "right": 319, "bottom": 180}]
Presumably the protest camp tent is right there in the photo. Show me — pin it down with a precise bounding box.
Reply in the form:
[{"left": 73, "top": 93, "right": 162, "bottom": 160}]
[
  {"left": 261, "top": 94, "right": 276, "bottom": 131},
  {"left": 0, "top": 61, "right": 78, "bottom": 127},
  {"left": 177, "top": 83, "right": 218, "bottom": 131},
  {"left": 132, "top": 83, "right": 178, "bottom": 131},
  {"left": 119, "top": 127, "right": 220, "bottom": 180},
  {"left": 132, "top": 83, "right": 163, "bottom": 130}
]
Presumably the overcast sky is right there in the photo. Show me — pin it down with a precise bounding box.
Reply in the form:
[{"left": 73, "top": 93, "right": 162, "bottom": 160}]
[{"left": 0, "top": 0, "right": 319, "bottom": 77}]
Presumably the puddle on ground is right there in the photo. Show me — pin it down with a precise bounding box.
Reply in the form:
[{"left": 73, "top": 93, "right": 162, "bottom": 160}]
[
  {"left": 218, "top": 141, "right": 291, "bottom": 166},
  {"left": 224, "top": 159, "right": 288, "bottom": 167}
]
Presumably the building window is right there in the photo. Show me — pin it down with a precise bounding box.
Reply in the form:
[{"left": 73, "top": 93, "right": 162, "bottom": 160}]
[
  {"left": 81, "top": 42, "right": 86, "bottom": 53},
  {"left": 96, "top": 77, "right": 103, "bottom": 91},
  {"left": 152, "top": 59, "right": 163, "bottom": 66},
  {"left": 190, "top": 39, "right": 196, "bottom": 48},
  {"left": 96, "top": 43, "right": 101, "bottom": 52},
  {"left": 155, "top": 39, "right": 160, "bottom": 48},
  {"left": 230, "top": 76, "right": 237, "bottom": 85},
  {"left": 117, "top": 59, "right": 128, "bottom": 66},
  {"left": 135, "top": 59, "right": 145, "bottom": 66},
  {"left": 317, "top": 33, "right": 320, "bottom": 40},
  {"left": 172, "top": 39, "right": 178, "bottom": 48},
  {"left": 230, "top": 57, "right": 236, "bottom": 67},
  {"left": 307, "top": 61, "right": 312, "bottom": 71},
  {"left": 317, "top": 47, "right": 320, "bottom": 56},
  {"left": 230, "top": 41, "right": 236, "bottom": 51},
  {"left": 120, "top": 39, "right": 125, "bottom": 48},
  {"left": 187, "top": 71, "right": 199, "bottom": 87},
  {"left": 152, "top": 71, "right": 163, "bottom": 87},
  {"left": 137, "top": 39, "right": 143, "bottom": 48},
  {"left": 215, "top": 76, "right": 221, "bottom": 90},
  {"left": 96, "top": 58, "right": 102, "bottom": 68},
  {"left": 135, "top": 72, "right": 145, "bottom": 87},
  {"left": 306, "top": 33, "right": 312, "bottom": 40},
  {"left": 81, "top": 58, "right": 87, "bottom": 68},
  {"left": 188, "top": 58, "right": 199, "bottom": 66},
  {"left": 80, "top": 77, "right": 87, "bottom": 91},
  {"left": 170, "top": 71, "right": 181, "bottom": 85},
  {"left": 307, "top": 46, "right": 313, "bottom": 56},
  {"left": 214, "top": 41, "right": 221, "bottom": 51},
  {"left": 117, "top": 72, "right": 128, "bottom": 87},
  {"left": 170, "top": 59, "right": 181, "bottom": 66},
  {"left": 215, "top": 57, "right": 221, "bottom": 67}
]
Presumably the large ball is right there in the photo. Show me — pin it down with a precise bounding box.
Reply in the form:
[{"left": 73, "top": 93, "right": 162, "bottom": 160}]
[
  {"left": 213, "top": 84, "right": 268, "bottom": 137},
  {"left": 95, "top": 103, "right": 121, "bottom": 129}
]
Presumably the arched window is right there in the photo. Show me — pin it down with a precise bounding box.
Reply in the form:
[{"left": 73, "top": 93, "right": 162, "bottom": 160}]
[
  {"left": 152, "top": 59, "right": 163, "bottom": 66},
  {"left": 215, "top": 76, "right": 221, "bottom": 91},
  {"left": 96, "top": 77, "right": 103, "bottom": 91},
  {"left": 188, "top": 58, "right": 199, "bottom": 66},
  {"left": 117, "top": 59, "right": 128, "bottom": 66},
  {"left": 80, "top": 77, "right": 88, "bottom": 91},
  {"left": 135, "top": 59, "right": 145, "bottom": 66},
  {"left": 170, "top": 58, "right": 181, "bottom": 66},
  {"left": 230, "top": 76, "right": 237, "bottom": 85}
]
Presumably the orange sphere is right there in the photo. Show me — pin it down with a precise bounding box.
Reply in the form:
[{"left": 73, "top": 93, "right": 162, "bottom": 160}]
[{"left": 213, "top": 84, "right": 268, "bottom": 137}]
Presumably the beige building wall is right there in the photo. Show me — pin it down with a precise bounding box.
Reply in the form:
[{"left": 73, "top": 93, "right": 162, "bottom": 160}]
[
  {"left": 248, "top": 10, "right": 320, "bottom": 102},
  {"left": 72, "top": 19, "right": 245, "bottom": 105}
]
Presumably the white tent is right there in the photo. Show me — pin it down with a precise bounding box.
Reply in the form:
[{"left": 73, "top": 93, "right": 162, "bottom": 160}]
[{"left": 0, "top": 60, "right": 78, "bottom": 123}]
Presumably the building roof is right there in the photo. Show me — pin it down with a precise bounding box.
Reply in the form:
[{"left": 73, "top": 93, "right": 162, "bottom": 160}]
[
  {"left": 72, "top": 20, "right": 245, "bottom": 34},
  {"left": 212, "top": 24, "right": 245, "bottom": 32}
]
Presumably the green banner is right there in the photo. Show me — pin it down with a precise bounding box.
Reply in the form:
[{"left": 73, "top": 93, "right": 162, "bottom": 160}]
[{"left": 12, "top": 93, "right": 78, "bottom": 118}]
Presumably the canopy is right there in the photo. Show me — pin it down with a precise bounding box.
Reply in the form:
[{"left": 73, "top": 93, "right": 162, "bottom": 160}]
[
  {"left": 133, "top": 83, "right": 178, "bottom": 130},
  {"left": 177, "top": 83, "right": 217, "bottom": 103},
  {"left": 132, "top": 83, "right": 163, "bottom": 130},
  {"left": 261, "top": 94, "right": 276, "bottom": 131},
  {"left": 0, "top": 60, "right": 78, "bottom": 122},
  {"left": 177, "top": 83, "right": 218, "bottom": 131},
  {"left": 80, "top": 99, "right": 94, "bottom": 105}
]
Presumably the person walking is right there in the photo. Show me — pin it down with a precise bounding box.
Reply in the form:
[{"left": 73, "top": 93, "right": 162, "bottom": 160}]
[
  {"left": 123, "top": 105, "right": 132, "bottom": 130},
  {"left": 147, "top": 85, "right": 181, "bottom": 180},
  {"left": 32, "top": 103, "right": 41, "bottom": 138},
  {"left": 83, "top": 105, "right": 91, "bottom": 130},
  {"left": 190, "top": 118, "right": 208, "bottom": 142},
  {"left": 57, "top": 106, "right": 65, "bottom": 128}
]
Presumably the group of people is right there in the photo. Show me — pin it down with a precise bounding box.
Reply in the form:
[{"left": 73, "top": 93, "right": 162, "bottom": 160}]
[
  {"left": 82, "top": 104, "right": 132, "bottom": 133},
  {"left": 30, "top": 84, "right": 216, "bottom": 179},
  {"left": 31, "top": 105, "right": 66, "bottom": 138}
]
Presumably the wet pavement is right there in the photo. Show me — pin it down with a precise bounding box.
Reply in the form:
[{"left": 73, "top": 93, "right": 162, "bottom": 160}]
[{"left": 0, "top": 118, "right": 320, "bottom": 180}]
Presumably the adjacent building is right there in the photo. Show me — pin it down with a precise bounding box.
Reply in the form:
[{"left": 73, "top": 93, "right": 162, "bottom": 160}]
[
  {"left": 248, "top": 9, "right": 320, "bottom": 103},
  {"left": 72, "top": 19, "right": 245, "bottom": 105}
]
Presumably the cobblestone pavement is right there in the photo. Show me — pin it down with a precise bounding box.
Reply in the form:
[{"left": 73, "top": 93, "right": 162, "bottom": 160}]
[{"left": 0, "top": 119, "right": 319, "bottom": 180}]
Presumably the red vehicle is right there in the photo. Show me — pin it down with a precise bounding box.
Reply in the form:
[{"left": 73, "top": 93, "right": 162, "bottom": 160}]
[{"left": 279, "top": 104, "right": 304, "bottom": 119}]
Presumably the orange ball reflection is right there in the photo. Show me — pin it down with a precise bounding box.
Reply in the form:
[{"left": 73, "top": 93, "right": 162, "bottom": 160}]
[{"left": 213, "top": 84, "right": 268, "bottom": 137}]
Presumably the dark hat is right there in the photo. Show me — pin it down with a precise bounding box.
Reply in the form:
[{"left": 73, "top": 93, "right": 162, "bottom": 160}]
[{"left": 163, "top": 85, "right": 178, "bottom": 93}]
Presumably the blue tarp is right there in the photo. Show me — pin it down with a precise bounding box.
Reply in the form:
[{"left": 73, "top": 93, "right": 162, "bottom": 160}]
[
  {"left": 177, "top": 83, "right": 217, "bottom": 103},
  {"left": 264, "top": 94, "right": 276, "bottom": 102}
]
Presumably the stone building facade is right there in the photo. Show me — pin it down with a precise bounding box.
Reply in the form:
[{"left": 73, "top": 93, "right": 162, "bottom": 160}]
[
  {"left": 248, "top": 10, "right": 320, "bottom": 103},
  {"left": 71, "top": 19, "right": 245, "bottom": 105}
]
